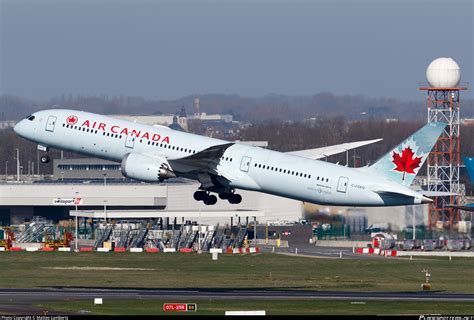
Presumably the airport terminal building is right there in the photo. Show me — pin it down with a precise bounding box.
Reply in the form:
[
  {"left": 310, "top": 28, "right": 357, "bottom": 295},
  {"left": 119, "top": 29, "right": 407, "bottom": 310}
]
[
  {"left": 0, "top": 158, "right": 445, "bottom": 232},
  {"left": 0, "top": 179, "right": 304, "bottom": 226}
]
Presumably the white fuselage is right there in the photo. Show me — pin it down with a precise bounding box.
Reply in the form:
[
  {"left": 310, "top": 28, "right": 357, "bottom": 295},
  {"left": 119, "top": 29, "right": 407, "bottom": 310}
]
[{"left": 14, "top": 109, "right": 426, "bottom": 207}]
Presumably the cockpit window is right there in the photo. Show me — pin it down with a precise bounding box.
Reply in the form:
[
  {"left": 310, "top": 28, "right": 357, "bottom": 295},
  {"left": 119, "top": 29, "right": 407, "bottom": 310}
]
[{"left": 26, "top": 115, "right": 35, "bottom": 121}]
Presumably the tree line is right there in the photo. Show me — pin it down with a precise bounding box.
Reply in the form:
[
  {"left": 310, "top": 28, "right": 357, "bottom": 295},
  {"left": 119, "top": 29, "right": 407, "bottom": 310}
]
[{"left": 3, "top": 93, "right": 474, "bottom": 123}]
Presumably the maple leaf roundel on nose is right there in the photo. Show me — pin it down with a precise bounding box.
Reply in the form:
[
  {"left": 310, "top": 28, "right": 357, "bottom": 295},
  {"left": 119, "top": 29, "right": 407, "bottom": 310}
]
[
  {"left": 392, "top": 146, "right": 422, "bottom": 174},
  {"left": 66, "top": 115, "right": 78, "bottom": 125}
]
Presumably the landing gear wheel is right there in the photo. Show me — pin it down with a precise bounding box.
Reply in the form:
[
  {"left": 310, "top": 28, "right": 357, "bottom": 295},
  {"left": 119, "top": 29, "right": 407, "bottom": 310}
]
[
  {"left": 219, "top": 193, "right": 229, "bottom": 200},
  {"left": 228, "top": 194, "right": 242, "bottom": 204},
  {"left": 193, "top": 191, "right": 206, "bottom": 201},
  {"left": 40, "top": 155, "right": 50, "bottom": 164},
  {"left": 204, "top": 195, "right": 217, "bottom": 205}
]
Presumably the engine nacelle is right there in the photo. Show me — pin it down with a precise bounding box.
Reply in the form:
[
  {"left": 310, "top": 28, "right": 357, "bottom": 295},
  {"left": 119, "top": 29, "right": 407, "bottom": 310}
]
[{"left": 121, "top": 153, "right": 176, "bottom": 182}]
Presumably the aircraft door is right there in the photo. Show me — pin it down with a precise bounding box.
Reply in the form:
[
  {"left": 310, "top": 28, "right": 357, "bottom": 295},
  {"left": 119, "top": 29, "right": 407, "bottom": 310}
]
[
  {"left": 45, "top": 116, "right": 57, "bottom": 132},
  {"left": 125, "top": 133, "right": 136, "bottom": 149},
  {"left": 337, "top": 176, "right": 349, "bottom": 193},
  {"left": 240, "top": 156, "right": 252, "bottom": 172}
]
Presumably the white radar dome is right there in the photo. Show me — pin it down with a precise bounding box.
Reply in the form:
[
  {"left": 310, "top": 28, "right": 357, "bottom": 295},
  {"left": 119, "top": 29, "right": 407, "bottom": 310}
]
[{"left": 426, "top": 57, "right": 461, "bottom": 88}]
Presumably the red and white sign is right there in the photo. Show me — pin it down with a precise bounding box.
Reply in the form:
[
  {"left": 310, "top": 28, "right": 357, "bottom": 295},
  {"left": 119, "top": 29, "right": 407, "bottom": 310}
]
[
  {"left": 163, "top": 303, "right": 196, "bottom": 312},
  {"left": 52, "top": 197, "right": 83, "bottom": 206}
]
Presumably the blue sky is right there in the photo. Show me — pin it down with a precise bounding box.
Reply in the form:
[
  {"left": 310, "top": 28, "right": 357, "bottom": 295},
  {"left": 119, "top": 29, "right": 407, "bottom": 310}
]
[{"left": 1, "top": 0, "right": 472, "bottom": 101}]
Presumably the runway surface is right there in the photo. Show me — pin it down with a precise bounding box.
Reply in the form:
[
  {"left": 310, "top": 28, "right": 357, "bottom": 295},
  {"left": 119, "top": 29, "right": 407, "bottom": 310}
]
[
  {"left": 262, "top": 245, "right": 384, "bottom": 260},
  {"left": 2, "top": 287, "right": 474, "bottom": 314}
]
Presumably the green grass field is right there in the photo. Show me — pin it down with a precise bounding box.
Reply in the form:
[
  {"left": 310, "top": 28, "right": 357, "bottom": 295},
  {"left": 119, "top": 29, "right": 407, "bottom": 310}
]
[
  {"left": 0, "top": 252, "right": 472, "bottom": 292},
  {"left": 35, "top": 299, "right": 474, "bottom": 315}
]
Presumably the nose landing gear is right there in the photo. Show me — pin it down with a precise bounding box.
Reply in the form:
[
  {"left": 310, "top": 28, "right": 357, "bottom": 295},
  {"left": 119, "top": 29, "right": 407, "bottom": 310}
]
[
  {"left": 40, "top": 154, "right": 50, "bottom": 164},
  {"left": 38, "top": 145, "right": 50, "bottom": 164}
]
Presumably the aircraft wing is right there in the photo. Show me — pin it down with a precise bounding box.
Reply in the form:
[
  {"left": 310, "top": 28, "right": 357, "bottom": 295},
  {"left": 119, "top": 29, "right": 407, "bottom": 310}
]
[
  {"left": 286, "top": 139, "right": 382, "bottom": 160},
  {"left": 168, "top": 142, "right": 234, "bottom": 173}
]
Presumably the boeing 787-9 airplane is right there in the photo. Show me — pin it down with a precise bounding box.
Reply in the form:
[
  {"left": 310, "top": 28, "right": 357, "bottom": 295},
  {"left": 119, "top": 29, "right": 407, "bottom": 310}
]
[{"left": 14, "top": 109, "right": 445, "bottom": 207}]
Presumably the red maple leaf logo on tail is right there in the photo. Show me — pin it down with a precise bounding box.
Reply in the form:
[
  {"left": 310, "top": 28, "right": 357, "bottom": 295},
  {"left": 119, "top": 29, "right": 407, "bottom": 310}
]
[{"left": 392, "top": 146, "right": 422, "bottom": 181}]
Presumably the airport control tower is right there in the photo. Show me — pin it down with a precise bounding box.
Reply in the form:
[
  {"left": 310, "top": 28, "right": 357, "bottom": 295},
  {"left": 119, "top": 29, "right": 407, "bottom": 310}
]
[{"left": 420, "top": 57, "right": 468, "bottom": 230}]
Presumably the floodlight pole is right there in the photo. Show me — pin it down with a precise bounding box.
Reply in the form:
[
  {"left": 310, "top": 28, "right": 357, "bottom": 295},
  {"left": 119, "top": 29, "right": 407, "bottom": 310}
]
[
  {"left": 104, "top": 200, "right": 107, "bottom": 225},
  {"left": 15, "top": 148, "right": 20, "bottom": 182},
  {"left": 75, "top": 191, "right": 79, "bottom": 252}
]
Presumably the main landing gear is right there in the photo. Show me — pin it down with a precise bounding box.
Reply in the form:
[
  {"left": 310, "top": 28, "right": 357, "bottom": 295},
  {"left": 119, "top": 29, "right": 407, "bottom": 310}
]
[
  {"left": 193, "top": 190, "right": 242, "bottom": 205},
  {"left": 193, "top": 191, "right": 217, "bottom": 205},
  {"left": 218, "top": 192, "right": 242, "bottom": 204}
]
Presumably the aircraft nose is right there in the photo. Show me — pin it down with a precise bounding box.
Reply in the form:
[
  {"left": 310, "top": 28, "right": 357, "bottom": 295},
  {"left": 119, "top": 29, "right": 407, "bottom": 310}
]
[{"left": 13, "top": 120, "right": 26, "bottom": 136}]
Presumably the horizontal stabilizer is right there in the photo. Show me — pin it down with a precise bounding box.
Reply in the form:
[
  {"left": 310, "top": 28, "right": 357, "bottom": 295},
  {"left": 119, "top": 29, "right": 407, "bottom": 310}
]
[{"left": 372, "top": 190, "right": 432, "bottom": 205}]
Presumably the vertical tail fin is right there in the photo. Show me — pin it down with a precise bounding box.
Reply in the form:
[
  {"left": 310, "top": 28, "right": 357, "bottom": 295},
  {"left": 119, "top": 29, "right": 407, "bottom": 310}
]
[
  {"left": 366, "top": 122, "right": 446, "bottom": 186},
  {"left": 463, "top": 157, "right": 474, "bottom": 183}
]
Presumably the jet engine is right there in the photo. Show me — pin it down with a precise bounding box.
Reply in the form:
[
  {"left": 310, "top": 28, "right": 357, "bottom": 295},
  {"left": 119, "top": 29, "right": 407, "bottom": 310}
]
[{"left": 121, "top": 153, "right": 176, "bottom": 182}]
